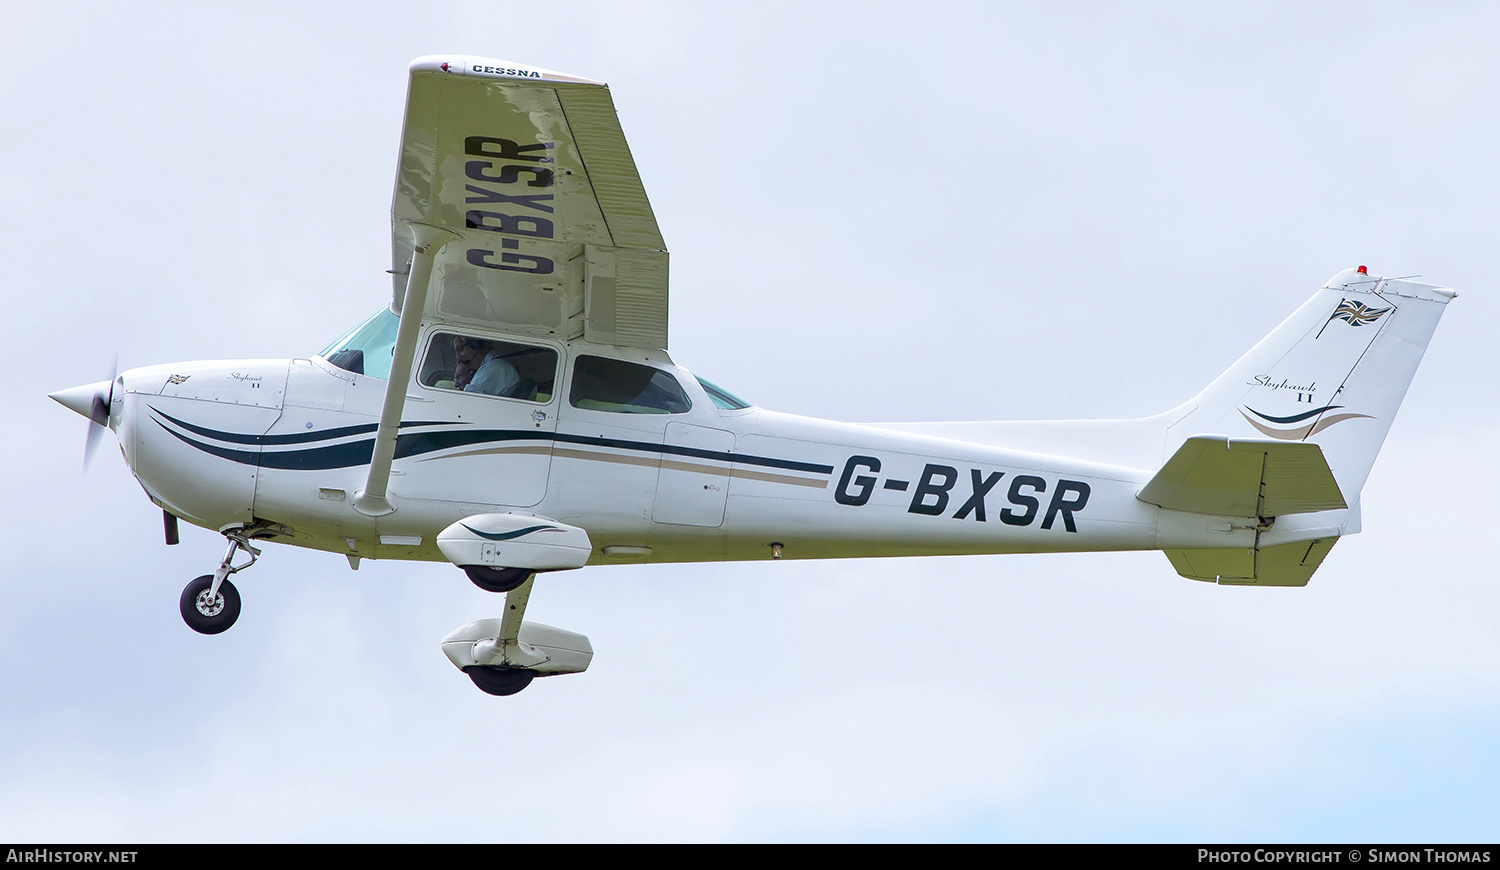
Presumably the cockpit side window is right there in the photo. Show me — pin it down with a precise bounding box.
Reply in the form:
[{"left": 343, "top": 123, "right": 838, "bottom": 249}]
[
  {"left": 569, "top": 355, "right": 691, "bottom": 414},
  {"left": 418, "top": 332, "right": 557, "bottom": 402},
  {"left": 319, "top": 307, "right": 399, "bottom": 379}
]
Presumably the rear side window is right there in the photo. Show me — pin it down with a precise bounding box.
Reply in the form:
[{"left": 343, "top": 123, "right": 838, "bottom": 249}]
[{"left": 569, "top": 356, "right": 691, "bottom": 414}]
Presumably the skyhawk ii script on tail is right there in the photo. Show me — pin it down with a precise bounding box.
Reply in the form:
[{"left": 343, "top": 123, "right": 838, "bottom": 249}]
[{"left": 49, "top": 56, "right": 1455, "bottom": 696}]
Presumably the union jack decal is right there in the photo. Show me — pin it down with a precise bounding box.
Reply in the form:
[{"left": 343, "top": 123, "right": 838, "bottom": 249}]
[{"left": 1327, "top": 298, "right": 1391, "bottom": 327}]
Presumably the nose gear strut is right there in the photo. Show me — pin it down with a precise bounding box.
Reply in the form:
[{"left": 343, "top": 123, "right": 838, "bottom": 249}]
[{"left": 209, "top": 532, "right": 260, "bottom": 602}]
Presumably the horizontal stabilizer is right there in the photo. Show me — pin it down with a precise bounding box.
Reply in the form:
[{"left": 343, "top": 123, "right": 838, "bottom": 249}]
[
  {"left": 1138, "top": 436, "right": 1347, "bottom": 518},
  {"left": 1165, "top": 538, "right": 1338, "bottom": 587}
]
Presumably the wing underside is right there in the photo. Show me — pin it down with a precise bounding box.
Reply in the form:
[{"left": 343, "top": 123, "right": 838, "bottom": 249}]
[{"left": 392, "top": 56, "right": 668, "bottom": 350}]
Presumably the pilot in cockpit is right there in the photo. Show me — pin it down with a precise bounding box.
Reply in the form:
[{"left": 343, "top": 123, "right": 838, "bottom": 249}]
[{"left": 454, "top": 337, "right": 519, "bottom": 396}]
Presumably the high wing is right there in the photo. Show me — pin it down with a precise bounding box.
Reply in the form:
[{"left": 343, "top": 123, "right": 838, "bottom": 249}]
[
  {"left": 391, "top": 55, "right": 668, "bottom": 350},
  {"left": 355, "top": 56, "right": 669, "bottom": 516}
]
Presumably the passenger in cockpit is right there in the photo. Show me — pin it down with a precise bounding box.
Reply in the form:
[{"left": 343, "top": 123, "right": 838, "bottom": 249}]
[
  {"left": 455, "top": 337, "right": 519, "bottom": 396},
  {"left": 452, "top": 336, "right": 479, "bottom": 390}
]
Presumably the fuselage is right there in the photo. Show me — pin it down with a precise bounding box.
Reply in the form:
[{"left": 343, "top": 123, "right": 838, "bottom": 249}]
[{"left": 108, "top": 324, "right": 1271, "bottom": 568}]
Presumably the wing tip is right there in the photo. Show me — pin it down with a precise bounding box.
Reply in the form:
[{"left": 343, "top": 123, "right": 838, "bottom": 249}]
[{"left": 409, "top": 55, "right": 606, "bottom": 86}]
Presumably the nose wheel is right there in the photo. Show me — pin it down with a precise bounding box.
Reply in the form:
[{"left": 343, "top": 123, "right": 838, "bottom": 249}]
[
  {"left": 180, "top": 531, "right": 260, "bottom": 635},
  {"left": 180, "top": 574, "right": 241, "bottom": 634}
]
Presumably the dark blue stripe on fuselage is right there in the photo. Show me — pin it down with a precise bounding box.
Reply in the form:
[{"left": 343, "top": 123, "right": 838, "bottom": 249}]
[
  {"left": 150, "top": 413, "right": 834, "bottom": 475},
  {"left": 150, "top": 407, "right": 453, "bottom": 445},
  {"left": 153, "top": 418, "right": 547, "bottom": 471}
]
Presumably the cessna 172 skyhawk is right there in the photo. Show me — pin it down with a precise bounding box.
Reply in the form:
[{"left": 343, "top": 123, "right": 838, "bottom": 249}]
[{"left": 50, "top": 56, "right": 1455, "bottom": 696}]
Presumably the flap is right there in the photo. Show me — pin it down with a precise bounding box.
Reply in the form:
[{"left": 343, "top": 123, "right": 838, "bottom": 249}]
[{"left": 1139, "top": 436, "right": 1348, "bottom": 518}]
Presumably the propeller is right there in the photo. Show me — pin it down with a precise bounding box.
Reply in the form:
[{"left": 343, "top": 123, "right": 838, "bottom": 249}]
[{"left": 49, "top": 353, "right": 119, "bottom": 469}]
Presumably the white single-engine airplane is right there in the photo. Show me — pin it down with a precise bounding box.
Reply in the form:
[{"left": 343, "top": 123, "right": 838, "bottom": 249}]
[{"left": 51, "top": 56, "right": 1455, "bottom": 696}]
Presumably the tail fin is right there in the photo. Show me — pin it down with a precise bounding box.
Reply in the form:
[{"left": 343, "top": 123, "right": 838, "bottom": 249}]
[
  {"left": 1166, "top": 267, "right": 1454, "bottom": 507},
  {"left": 1155, "top": 267, "right": 1454, "bottom": 585}
]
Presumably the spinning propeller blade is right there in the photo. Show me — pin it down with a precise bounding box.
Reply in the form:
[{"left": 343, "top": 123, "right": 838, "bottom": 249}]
[{"left": 50, "top": 353, "right": 118, "bottom": 469}]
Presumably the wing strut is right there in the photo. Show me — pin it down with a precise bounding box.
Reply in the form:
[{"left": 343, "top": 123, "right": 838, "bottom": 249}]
[{"left": 352, "top": 221, "right": 460, "bottom": 517}]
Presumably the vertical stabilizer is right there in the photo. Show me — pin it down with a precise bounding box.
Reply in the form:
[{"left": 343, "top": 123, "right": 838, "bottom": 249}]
[{"left": 1165, "top": 268, "right": 1453, "bottom": 508}]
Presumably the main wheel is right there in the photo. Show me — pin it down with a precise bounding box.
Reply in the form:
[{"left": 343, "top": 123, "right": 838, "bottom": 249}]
[
  {"left": 463, "top": 566, "right": 533, "bottom": 593},
  {"left": 465, "top": 666, "right": 536, "bottom": 696},
  {"left": 180, "top": 574, "right": 241, "bottom": 635}
]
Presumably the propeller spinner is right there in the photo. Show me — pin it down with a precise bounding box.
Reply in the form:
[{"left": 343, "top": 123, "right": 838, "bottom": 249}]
[{"left": 49, "top": 371, "right": 118, "bottom": 468}]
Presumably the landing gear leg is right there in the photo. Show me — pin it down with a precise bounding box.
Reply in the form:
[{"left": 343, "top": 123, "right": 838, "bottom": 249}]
[
  {"left": 459, "top": 573, "right": 543, "bottom": 695},
  {"left": 180, "top": 532, "right": 261, "bottom": 635}
]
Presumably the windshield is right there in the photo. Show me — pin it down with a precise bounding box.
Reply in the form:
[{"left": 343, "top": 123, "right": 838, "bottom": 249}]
[
  {"left": 318, "top": 307, "right": 399, "bottom": 380},
  {"left": 695, "top": 376, "right": 753, "bottom": 410}
]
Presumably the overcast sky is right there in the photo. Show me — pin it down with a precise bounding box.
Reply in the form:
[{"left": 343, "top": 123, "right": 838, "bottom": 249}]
[{"left": 2, "top": 1, "right": 1497, "bottom": 842}]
